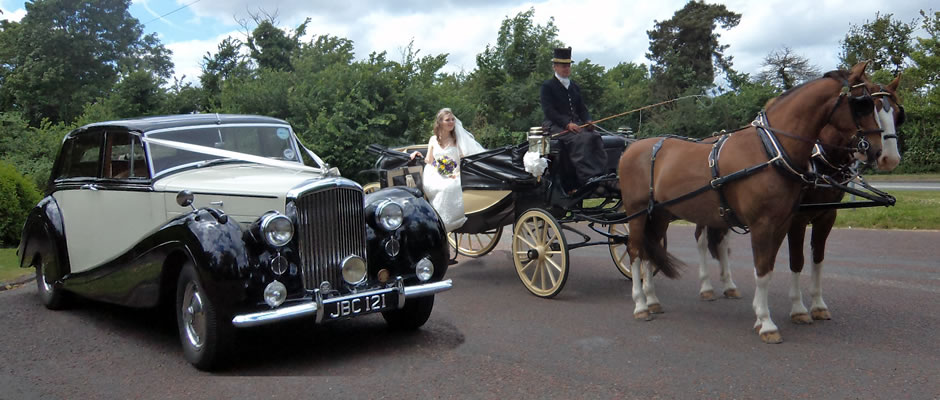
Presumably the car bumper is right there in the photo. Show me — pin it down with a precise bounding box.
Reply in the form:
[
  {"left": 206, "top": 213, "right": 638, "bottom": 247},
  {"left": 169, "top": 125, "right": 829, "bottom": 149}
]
[{"left": 230, "top": 278, "right": 453, "bottom": 328}]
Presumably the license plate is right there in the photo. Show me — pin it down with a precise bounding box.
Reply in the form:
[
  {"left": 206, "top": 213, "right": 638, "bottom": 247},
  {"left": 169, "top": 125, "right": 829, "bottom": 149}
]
[{"left": 324, "top": 290, "right": 397, "bottom": 321}]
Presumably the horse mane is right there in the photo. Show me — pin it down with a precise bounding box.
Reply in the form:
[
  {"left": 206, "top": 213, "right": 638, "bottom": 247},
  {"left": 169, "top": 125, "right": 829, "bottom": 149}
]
[{"left": 766, "top": 69, "right": 847, "bottom": 111}]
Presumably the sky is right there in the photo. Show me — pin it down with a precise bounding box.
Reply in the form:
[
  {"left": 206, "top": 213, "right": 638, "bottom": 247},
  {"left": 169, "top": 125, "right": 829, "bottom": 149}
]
[{"left": 0, "top": 0, "right": 932, "bottom": 86}]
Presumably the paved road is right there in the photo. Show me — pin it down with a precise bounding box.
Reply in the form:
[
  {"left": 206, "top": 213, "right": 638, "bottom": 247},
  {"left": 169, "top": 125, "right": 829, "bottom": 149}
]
[{"left": 1, "top": 225, "right": 938, "bottom": 399}]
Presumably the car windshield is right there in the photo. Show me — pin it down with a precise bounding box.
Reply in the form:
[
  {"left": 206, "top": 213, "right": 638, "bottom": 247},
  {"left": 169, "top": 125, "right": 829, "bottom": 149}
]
[{"left": 148, "top": 124, "right": 300, "bottom": 176}]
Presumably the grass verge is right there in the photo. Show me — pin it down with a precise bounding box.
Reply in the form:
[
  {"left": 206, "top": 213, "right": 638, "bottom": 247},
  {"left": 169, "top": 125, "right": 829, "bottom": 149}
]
[
  {"left": 834, "top": 191, "right": 939, "bottom": 230},
  {"left": 0, "top": 247, "right": 29, "bottom": 283}
]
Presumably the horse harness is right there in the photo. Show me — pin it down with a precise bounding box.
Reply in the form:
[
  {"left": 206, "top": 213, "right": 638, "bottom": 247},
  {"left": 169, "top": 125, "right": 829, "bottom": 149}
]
[{"left": 630, "top": 76, "right": 883, "bottom": 233}]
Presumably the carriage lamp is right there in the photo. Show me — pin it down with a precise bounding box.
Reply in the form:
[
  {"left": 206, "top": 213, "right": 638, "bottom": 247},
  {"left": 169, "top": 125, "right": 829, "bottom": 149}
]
[
  {"left": 263, "top": 280, "right": 287, "bottom": 308},
  {"left": 341, "top": 255, "right": 367, "bottom": 285},
  {"left": 376, "top": 200, "right": 404, "bottom": 231},
  {"left": 261, "top": 213, "right": 294, "bottom": 247},
  {"left": 416, "top": 258, "right": 434, "bottom": 282},
  {"left": 528, "top": 126, "right": 550, "bottom": 156}
]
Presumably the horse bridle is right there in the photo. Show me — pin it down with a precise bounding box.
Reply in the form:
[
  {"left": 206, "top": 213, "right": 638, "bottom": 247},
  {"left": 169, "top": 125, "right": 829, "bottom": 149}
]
[{"left": 822, "top": 80, "right": 884, "bottom": 166}]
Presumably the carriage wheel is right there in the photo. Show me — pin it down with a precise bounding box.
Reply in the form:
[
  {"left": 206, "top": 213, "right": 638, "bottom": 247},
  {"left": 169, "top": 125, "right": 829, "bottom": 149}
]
[
  {"left": 608, "top": 223, "right": 633, "bottom": 280},
  {"left": 608, "top": 223, "right": 662, "bottom": 281},
  {"left": 512, "top": 209, "right": 569, "bottom": 298},
  {"left": 448, "top": 227, "right": 503, "bottom": 258},
  {"left": 362, "top": 182, "right": 380, "bottom": 194}
]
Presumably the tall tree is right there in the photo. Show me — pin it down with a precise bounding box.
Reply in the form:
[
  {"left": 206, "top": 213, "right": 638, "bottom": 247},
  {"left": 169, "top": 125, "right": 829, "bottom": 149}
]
[
  {"left": 840, "top": 12, "right": 914, "bottom": 74},
  {"left": 646, "top": 0, "right": 740, "bottom": 99},
  {"left": 467, "top": 8, "right": 562, "bottom": 132},
  {"left": 0, "top": 0, "right": 173, "bottom": 125},
  {"left": 243, "top": 14, "right": 309, "bottom": 72},
  {"left": 756, "top": 46, "right": 820, "bottom": 90}
]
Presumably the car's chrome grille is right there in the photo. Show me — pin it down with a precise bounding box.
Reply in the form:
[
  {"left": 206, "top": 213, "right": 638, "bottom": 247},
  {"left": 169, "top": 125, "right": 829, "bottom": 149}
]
[{"left": 295, "top": 187, "right": 367, "bottom": 291}]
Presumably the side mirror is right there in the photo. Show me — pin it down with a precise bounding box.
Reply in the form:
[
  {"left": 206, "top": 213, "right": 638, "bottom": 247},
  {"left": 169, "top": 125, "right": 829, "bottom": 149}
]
[{"left": 176, "top": 190, "right": 195, "bottom": 210}]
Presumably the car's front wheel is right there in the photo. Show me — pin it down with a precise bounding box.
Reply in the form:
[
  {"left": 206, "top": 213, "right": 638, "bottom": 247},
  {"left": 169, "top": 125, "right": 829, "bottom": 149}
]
[
  {"left": 176, "top": 261, "right": 231, "bottom": 370},
  {"left": 382, "top": 295, "right": 434, "bottom": 330}
]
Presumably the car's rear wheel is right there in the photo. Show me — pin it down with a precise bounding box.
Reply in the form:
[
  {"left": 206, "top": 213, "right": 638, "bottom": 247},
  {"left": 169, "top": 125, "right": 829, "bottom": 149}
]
[
  {"left": 382, "top": 295, "right": 434, "bottom": 330},
  {"left": 36, "top": 256, "right": 69, "bottom": 310},
  {"left": 176, "top": 261, "right": 231, "bottom": 370}
]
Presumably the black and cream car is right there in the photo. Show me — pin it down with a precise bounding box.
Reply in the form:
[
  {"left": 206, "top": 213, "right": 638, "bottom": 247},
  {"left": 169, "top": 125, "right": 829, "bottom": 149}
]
[{"left": 17, "top": 114, "right": 452, "bottom": 370}]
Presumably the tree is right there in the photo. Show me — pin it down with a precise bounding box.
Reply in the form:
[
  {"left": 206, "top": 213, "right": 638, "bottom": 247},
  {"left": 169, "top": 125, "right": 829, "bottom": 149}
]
[
  {"left": 646, "top": 1, "right": 741, "bottom": 99},
  {"left": 0, "top": 0, "right": 173, "bottom": 125},
  {"left": 200, "top": 37, "right": 251, "bottom": 108},
  {"left": 242, "top": 14, "right": 309, "bottom": 72},
  {"left": 466, "top": 8, "right": 562, "bottom": 132},
  {"left": 756, "top": 46, "right": 821, "bottom": 90},
  {"left": 840, "top": 12, "right": 914, "bottom": 74}
]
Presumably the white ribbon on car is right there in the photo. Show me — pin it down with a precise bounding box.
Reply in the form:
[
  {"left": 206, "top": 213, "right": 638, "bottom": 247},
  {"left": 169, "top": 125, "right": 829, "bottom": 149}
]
[{"left": 141, "top": 136, "right": 332, "bottom": 175}]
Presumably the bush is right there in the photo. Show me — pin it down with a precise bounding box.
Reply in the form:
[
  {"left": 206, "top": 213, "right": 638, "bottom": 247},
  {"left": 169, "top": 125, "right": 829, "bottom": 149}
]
[{"left": 0, "top": 161, "right": 42, "bottom": 246}]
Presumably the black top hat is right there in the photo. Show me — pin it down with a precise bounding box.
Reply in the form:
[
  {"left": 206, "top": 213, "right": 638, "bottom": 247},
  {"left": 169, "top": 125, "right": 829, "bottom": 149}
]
[{"left": 552, "top": 47, "right": 572, "bottom": 64}]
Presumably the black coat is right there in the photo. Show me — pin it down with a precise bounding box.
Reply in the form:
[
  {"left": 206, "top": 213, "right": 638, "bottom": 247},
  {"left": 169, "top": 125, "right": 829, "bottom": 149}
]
[{"left": 540, "top": 76, "right": 591, "bottom": 130}]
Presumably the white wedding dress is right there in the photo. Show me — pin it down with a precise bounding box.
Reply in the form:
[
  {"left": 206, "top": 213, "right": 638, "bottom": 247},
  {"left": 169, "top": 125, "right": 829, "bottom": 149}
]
[{"left": 422, "top": 137, "right": 467, "bottom": 232}]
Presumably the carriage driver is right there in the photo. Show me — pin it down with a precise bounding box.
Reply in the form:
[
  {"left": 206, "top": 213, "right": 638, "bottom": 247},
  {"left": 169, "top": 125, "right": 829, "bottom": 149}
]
[{"left": 539, "top": 47, "right": 608, "bottom": 193}]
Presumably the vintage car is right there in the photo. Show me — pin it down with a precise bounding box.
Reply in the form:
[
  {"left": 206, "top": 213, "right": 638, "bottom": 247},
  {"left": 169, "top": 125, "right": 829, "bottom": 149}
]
[{"left": 17, "top": 114, "right": 452, "bottom": 370}]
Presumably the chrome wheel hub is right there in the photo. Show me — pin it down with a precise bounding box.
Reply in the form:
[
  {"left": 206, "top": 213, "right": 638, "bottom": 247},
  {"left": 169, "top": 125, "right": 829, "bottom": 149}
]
[{"left": 181, "top": 282, "right": 206, "bottom": 349}]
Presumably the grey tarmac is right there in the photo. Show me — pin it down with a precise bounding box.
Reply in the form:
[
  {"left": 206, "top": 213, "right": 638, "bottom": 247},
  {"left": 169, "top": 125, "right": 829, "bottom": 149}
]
[{"left": 1, "top": 225, "right": 937, "bottom": 399}]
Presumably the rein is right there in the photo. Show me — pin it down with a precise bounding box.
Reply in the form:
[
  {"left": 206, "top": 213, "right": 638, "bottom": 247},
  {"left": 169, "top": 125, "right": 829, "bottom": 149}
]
[{"left": 550, "top": 94, "right": 708, "bottom": 138}]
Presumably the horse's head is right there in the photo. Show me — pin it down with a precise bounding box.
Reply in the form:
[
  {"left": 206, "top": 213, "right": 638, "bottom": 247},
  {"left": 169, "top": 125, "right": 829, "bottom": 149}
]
[
  {"left": 868, "top": 74, "right": 903, "bottom": 171},
  {"left": 816, "top": 61, "right": 887, "bottom": 170}
]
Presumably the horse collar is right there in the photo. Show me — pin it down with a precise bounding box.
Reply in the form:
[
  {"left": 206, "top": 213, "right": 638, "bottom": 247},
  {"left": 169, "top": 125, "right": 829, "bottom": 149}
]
[{"left": 752, "top": 112, "right": 817, "bottom": 184}]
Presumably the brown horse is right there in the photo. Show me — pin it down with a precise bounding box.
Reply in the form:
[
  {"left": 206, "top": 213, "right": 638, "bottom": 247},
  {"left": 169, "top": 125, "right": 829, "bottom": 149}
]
[
  {"left": 694, "top": 74, "right": 904, "bottom": 324},
  {"left": 616, "top": 62, "right": 885, "bottom": 343}
]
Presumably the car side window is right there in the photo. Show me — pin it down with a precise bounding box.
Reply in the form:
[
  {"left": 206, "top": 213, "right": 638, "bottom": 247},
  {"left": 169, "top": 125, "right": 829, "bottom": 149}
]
[
  {"left": 105, "top": 132, "right": 149, "bottom": 179},
  {"left": 57, "top": 131, "right": 103, "bottom": 179}
]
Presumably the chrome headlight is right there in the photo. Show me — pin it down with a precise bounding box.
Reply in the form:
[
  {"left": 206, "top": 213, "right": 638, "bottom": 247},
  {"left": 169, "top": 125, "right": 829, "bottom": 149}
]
[
  {"left": 264, "top": 281, "right": 287, "bottom": 308},
  {"left": 261, "top": 213, "right": 294, "bottom": 247},
  {"left": 375, "top": 200, "right": 403, "bottom": 231}
]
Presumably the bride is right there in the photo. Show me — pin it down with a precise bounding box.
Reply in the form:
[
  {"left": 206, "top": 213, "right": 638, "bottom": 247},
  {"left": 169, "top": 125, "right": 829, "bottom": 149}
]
[{"left": 411, "top": 108, "right": 485, "bottom": 232}]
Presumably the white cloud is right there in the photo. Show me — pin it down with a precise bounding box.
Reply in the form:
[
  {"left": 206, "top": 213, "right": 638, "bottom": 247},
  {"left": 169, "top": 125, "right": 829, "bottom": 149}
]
[{"left": 0, "top": 6, "right": 26, "bottom": 22}]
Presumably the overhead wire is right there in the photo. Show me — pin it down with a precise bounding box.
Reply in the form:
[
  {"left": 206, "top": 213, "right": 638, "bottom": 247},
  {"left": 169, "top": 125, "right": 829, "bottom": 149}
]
[{"left": 142, "top": 0, "right": 203, "bottom": 26}]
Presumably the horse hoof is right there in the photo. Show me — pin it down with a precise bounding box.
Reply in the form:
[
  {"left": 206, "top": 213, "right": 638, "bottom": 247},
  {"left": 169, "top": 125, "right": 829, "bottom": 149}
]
[
  {"left": 760, "top": 331, "right": 783, "bottom": 344},
  {"left": 790, "top": 313, "right": 813, "bottom": 325},
  {"left": 634, "top": 311, "right": 652, "bottom": 321},
  {"left": 648, "top": 303, "right": 664, "bottom": 314},
  {"left": 723, "top": 288, "right": 742, "bottom": 299},
  {"left": 699, "top": 291, "right": 716, "bottom": 301},
  {"left": 811, "top": 308, "right": 832, "bottom": 320}
]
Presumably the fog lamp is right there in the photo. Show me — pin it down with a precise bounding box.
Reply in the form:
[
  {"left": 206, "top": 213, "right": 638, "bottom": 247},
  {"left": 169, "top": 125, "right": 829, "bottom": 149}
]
[
  {"left": 263, "top": 280, "right": 287, "bottom": 308},
  {"left": 416, "top": 258, "right": 434, "bottom": 282},
  {"left": 376, "top": 200, "right": 404, "bottom": 231},
  {"left": 384, "top": 238, "right": 400, "bottom": 257},
  {"left": 341, "top": 255, "right": 367, "bottom": 285}
]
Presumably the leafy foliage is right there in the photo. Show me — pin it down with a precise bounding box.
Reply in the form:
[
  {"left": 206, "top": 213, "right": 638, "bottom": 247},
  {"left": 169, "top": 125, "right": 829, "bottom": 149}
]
[
  {"left": 0, "top": 0, "right": 172, "bottom": 126},
  {"left": 0, "top": 160, "right": 42, "bottom": 246},
  {"left": 840, "top": 12, "right": 915, "bottom": 74}
]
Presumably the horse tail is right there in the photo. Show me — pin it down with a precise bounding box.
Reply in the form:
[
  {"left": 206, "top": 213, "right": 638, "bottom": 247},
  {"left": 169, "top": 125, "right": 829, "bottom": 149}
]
[
  {"left": 705, "top": 227, "right": 726, "bottom": 260},
  {"left": 643, "top": 219, "right": 682, "bottom": 279}
]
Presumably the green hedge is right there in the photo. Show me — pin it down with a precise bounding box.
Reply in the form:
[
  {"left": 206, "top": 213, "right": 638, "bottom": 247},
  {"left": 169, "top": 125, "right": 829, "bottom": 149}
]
[{"left": 0, "top": 161, "right": 42, "bottom": 246}]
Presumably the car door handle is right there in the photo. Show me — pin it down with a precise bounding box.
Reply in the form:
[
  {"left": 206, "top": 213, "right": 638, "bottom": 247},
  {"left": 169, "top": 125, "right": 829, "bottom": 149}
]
[
  {"left": 209, "top": 201, "right": 224, "bottom": 207},
  {"left": 80, "top": 183, "right": 99, "bottom": 191}
]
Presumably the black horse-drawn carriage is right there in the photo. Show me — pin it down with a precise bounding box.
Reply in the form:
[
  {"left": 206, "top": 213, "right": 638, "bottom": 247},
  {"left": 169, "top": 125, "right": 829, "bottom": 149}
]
[{"left": 365, "top": 128, "right": 636, "bottom": 298}]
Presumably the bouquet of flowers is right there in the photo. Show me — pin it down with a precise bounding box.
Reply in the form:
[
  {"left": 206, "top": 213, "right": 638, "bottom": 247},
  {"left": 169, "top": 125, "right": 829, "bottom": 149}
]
[{"left": 435, "top": 156, "right": 458, "bottom": 178}]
